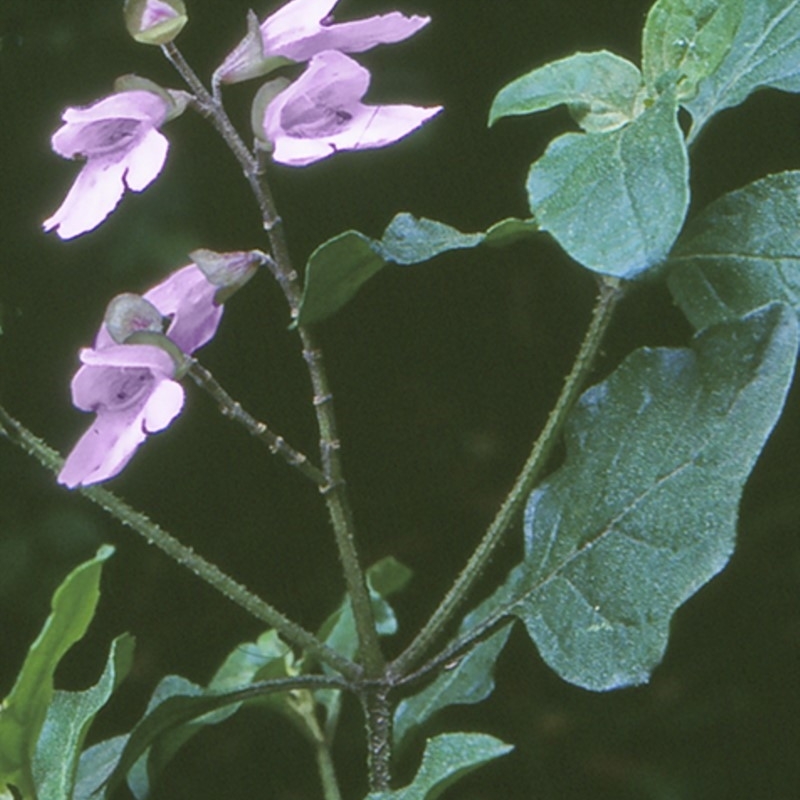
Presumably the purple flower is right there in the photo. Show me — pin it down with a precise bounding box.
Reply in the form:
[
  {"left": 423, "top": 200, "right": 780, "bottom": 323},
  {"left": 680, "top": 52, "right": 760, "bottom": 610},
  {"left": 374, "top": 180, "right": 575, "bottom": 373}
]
[
  {"left": 44, "top": 90, "right": 170, "bottom": 239},
  {"left": 216, "top": 0, "right": 430, "bottom": 85},
  {"left": 260, "top": 51, "right": 442, "bottom": 166},
  {"left": 57, "top": 344, "right": 184, "bottom": 488},
  {"left": 58, "top": 264, "right": 222, "bottom": 488}
]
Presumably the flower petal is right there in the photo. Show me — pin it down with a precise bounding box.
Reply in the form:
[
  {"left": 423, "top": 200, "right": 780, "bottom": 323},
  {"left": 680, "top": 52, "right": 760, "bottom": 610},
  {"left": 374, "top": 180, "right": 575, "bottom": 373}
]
[
  {"left": 143, "top": 378, "right": 184, "bottom": 432},
  {"left": 57, "top": 400, "right": 149, "bottom": 488},
  {"left": 79, "top": 342, "right": 176, "bottom": 373},
  {"left": 43, "top": 158, "right": 128, "bottom": 239},
  {"left": 274, "top": 13, "right": 430, "bottom": 62},
  {"left": 124, "top": 128, "right": 169, "bottom": 191},
  {"left": 143, "top": 264, "right": 223, "bottom": 353},
  {"left": 262, "top": 51, "right": 442, "bottom": 166},
  {"left": 58, "top": 90, "right": 168, "bottom": 128}
]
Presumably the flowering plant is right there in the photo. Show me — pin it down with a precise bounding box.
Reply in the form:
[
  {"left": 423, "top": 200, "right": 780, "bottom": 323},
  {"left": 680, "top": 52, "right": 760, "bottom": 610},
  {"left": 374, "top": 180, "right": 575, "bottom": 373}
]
[{"left": 2, "top": 1, "right": 800, "bottom": 798}]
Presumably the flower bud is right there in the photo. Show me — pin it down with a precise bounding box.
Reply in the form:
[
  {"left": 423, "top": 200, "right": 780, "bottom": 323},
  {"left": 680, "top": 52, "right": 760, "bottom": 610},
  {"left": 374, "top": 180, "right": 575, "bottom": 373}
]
[
  {"left": 189, "top": 248, "right": 266, "bottom": 303},
  {"left": 124, "top": 0, "right": 188, "bottom": 46},
  {"left": 104, "top": 293, "right": 164, "bottom": 344}
]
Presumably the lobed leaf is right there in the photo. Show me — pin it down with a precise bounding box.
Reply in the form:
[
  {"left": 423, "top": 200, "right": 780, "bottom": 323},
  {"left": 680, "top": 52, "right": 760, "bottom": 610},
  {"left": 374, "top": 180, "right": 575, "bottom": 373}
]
[
  {"left": 686, "top": 0, "right": 800, "bottom": 139},
  {"left": 0, "top": 545, "right": 114, "bottom": 798},
  {"left": 489, "top": 51, "right": 644, "bottom": 133},
  {"left": 367, "top": 733, "right": 513, "bottom": 800},
  {"left": 642, "top": 0, "right": 744, "bottom": 100},
  {"left": 526, "top": 90, "right": 689, "bottom": 278},
  {"left": 668, "top": 170, "right": 800, "bottom": 330},
  {"left": 500, "top": 304, "right": 797, "bottom": 691}
]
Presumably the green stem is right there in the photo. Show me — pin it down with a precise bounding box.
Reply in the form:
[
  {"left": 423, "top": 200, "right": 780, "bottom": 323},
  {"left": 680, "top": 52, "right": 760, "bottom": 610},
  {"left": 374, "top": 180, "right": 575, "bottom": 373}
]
[
  {"left": 187, "top": 359, "right": 328, "bottom": 487},
  {"left": 162, "top": 42, "right": 384, "bottom": 679},
  {"left": 363, "top": 686, "right": 393, "bottom": 793},
  {"left": 0, "top": 405, "right": 360, "bottom": 681},
  {"left": 390, "top": 277, "right": 626, "bottom": 676}
]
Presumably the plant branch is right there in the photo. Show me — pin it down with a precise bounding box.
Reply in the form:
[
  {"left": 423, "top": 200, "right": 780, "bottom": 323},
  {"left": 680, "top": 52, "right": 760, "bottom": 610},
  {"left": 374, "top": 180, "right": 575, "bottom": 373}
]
[
  {"left": 390, "top": 276, "right": 626, "bottom": 676},
  {"left": 161, "top": 43, "right": 384, "bottom": 679},
  {"left": 0, "top": 405, "right": 360, "bottom": 681},
  {"left": 187, "top": 359, "right": 328, "bottom": 487}
]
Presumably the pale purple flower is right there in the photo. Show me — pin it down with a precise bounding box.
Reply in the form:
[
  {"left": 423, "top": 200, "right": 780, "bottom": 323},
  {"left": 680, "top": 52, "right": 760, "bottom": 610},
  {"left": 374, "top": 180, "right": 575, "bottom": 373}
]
[
  {"left": 215, "top": 0, "right": 430, "bottom": 85},
  {"left": 58, "top": 264, "right": 223, "bottom": 488},
  {"left": 260, "top": 50, "right": 442, "bottom": 166},
  {"left": 57, "top": 344, "right": 184, "bottom": 488},
  {"left": 44, "top": 90, "right": 169, "bottom": 239}
]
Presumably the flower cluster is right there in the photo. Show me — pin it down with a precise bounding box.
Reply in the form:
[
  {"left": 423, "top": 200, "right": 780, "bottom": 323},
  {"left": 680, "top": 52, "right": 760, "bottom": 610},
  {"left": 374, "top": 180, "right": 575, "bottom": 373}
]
[
  {"left": 47, "top": 0, "right": 439, "bottom": 486},
  {"left": 44, "top": 0, "right": 440, "bottom": 239}
]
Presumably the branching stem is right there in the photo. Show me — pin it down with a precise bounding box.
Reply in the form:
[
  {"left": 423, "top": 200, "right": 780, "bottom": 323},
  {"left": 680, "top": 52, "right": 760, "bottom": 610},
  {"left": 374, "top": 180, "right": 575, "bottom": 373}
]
[
  {"left": 162, "top": 44, "right": 384, "bottom": 678},
  {"left": 390, "top": 277, "right": 626, "bottom": 676},
  {"left": 0, "top": 405, "right": 360, "bottom": 681}
]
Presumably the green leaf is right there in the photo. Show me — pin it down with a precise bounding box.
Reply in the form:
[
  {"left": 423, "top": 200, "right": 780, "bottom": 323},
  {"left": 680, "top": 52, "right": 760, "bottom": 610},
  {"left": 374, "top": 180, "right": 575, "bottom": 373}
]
[
  {"left": 686, "top": 0, "right": 800, "bottom": 139},
  {"left": 393, "top": 625, "right": 512, "bottom": 750},
  {"left": 297, "top": 231, "right": 385, "bottom": 326},
  {"left": 526, "top": 91, "right": 689, "bottom": 278},
  {"left": 489, "top": 51, "right": 644, "bottom": 133},
  {"left": 0, "top": 545, "right": 114, "bottom": 798},
  {"left": 297, "top": 214, "right": 531, "bottom": 325},
  {"left": 74, "top": 736, "right": 128, "bottom": 800},
  {"left": 32, "top": 633, "right": 134, "bottom": 800},
  {"left": 668, "top": 171, "right": 800, "bottom": 330},
  {"left": 377, "top": 214, "right": 485, "bottom": 265},
  {"left": 642, "top": 0, "right": 744, "bottom": 100},
  {"left": 483, "top": 217, "right": 539, "bottom": 247},
  {"left": 367, "top": 733, "right": 513, "bottom": 800},
  {"left": 505, "top": 304, "right": 798, "bottom": 691}
]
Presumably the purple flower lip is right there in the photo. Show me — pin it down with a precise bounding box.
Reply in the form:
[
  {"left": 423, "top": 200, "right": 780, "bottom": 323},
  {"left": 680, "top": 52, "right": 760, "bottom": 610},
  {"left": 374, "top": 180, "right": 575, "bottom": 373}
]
[
  {"left": 260, "top": 50, "right": 442, "bottom": 166},
  {"left": 43, "top": 90, "right": 170, "bottom": 239}
]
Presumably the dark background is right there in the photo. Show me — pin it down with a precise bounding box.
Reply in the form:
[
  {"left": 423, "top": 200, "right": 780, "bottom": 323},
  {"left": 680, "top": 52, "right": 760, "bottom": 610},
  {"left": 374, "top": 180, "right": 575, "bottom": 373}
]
[{"left": 1, "top": 1, "right": 799, "bottom": 798}]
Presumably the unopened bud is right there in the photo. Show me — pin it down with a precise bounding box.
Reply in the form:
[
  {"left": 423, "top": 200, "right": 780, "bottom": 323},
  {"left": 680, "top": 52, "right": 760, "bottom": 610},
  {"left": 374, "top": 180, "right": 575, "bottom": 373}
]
[
  {"left": 190, "top": 248, "right": 267, "bottom": 302},
  {"left": 124, "top": 0, "right": 188, "bottom": 46},
  {"left": 105, "top": 293, "right": 164, "bottom": 344}
]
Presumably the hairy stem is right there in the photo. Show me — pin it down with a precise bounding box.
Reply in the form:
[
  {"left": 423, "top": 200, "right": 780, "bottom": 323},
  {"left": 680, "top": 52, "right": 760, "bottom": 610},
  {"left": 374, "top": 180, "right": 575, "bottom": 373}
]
[
  {"left": 0, "top": 405, "right": 360, "bottom": 681},
  {"left": 162, "top": 43, "right": 384, "bottom": 677},
  {"left": 162, "top": 42, "right": 384, "bottom": 678},
  {"left": 363, "top": 686, "right": 393, "bottom": 793},
  {"left": 390, "top": 277, "right": 626, "bottom": 676},
  {"left": 188, "top": 359, "right": 328, "bottom": 487}
]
